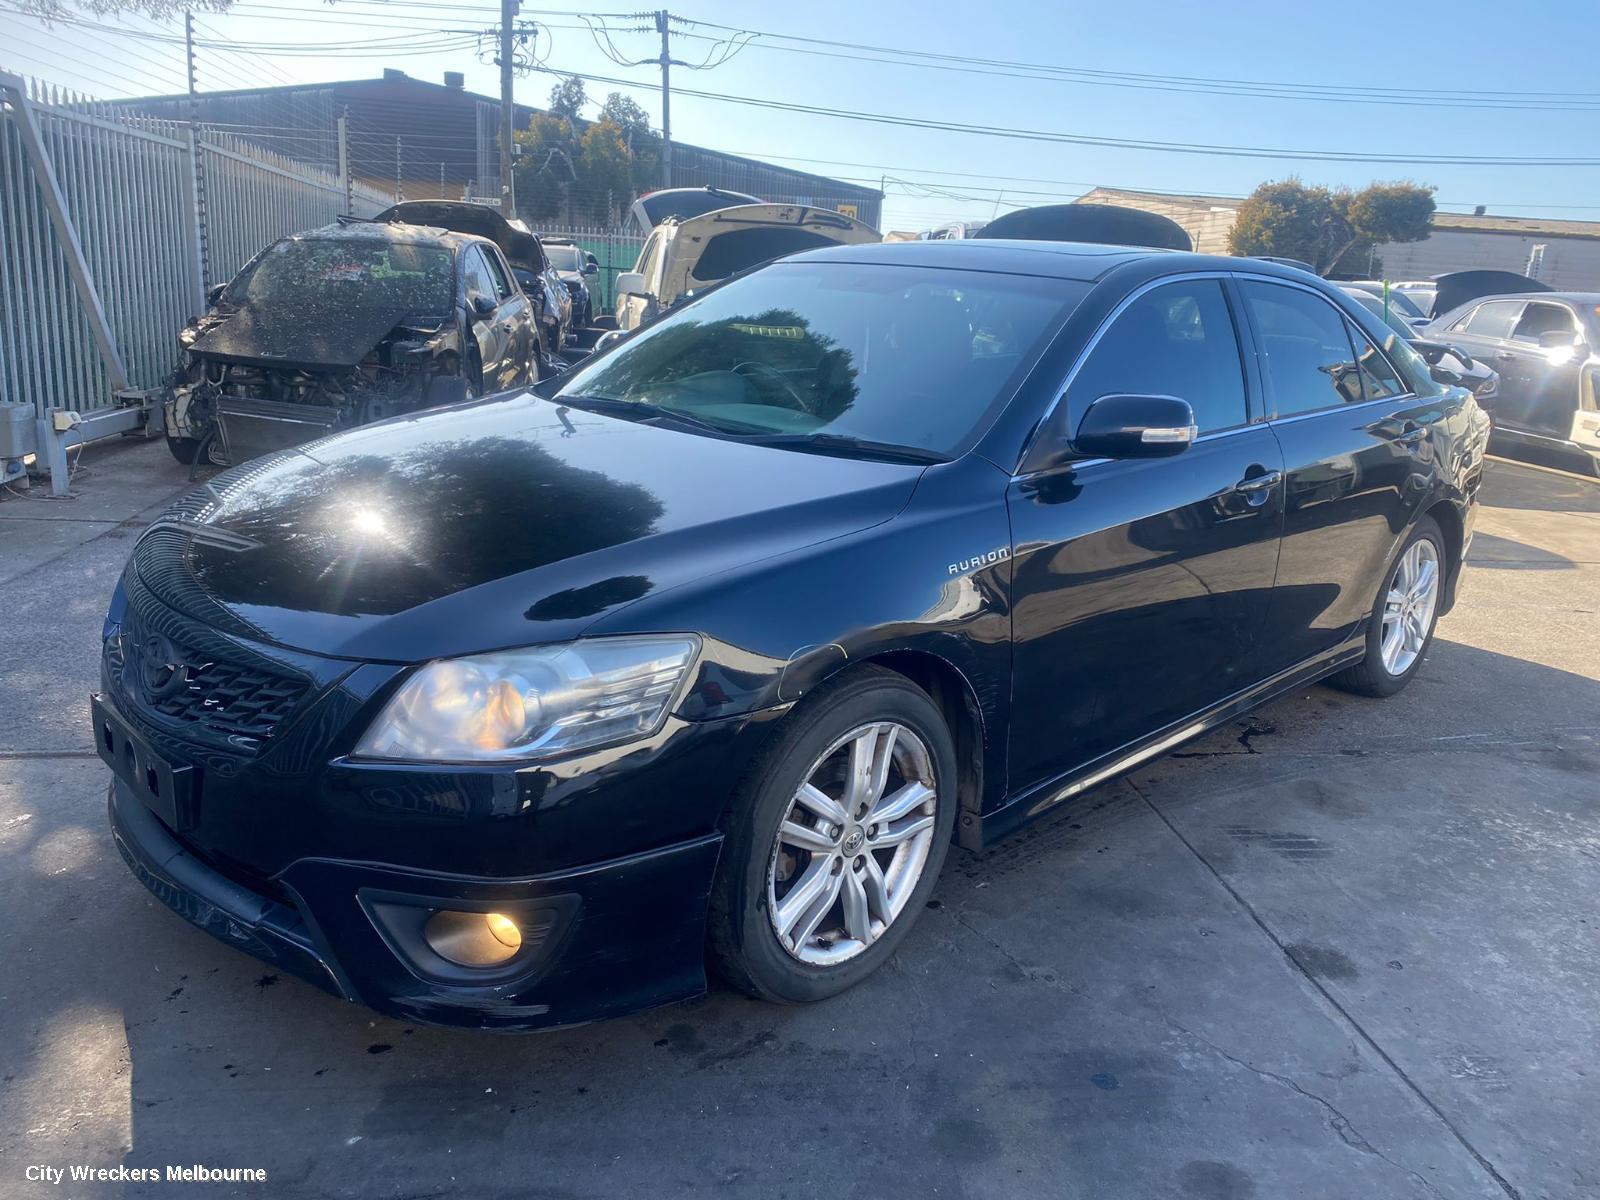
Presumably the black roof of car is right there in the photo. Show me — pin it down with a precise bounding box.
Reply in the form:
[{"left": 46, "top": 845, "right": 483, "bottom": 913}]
[{"left": 789, "top": 239, "right": 1321, "bottom": 285}]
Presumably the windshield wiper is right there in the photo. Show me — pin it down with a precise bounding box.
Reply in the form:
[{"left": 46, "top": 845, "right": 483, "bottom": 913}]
[
  {"left": 740, "top": 433, "right": 949, "bottom": 464},
  {"left": 554, "top": 395, "right": 754, "bottom": 438}
]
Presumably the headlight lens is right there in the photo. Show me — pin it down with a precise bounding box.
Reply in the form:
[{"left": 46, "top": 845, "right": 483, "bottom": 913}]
[{"left": 355, "top": 636, "right": 699, "bottom": 763}]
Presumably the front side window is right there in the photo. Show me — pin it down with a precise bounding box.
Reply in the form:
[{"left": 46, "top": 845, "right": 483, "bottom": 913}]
[
  {"left": 479, "top": 247, "right": 513, "bottom": 300},
  {"left": 462, "top": 248, "right": 495, "bottom": 305},
  {"left": 1066, "top": 279, "right": 1248, "bottom": 434},
  {"left": 1240, "top": 281, "right": 1363, "bottom": 415},
  {"left": 557, "top": 262, "right": 1082, "bottom": 457}
]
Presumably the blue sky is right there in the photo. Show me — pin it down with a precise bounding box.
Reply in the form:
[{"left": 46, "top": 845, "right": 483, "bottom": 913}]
[{"left": 4, "top": 0, "right": 1598, "bottom": 232}]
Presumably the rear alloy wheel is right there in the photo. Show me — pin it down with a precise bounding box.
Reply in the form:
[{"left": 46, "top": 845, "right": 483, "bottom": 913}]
[
  {"left": 1329, "top": 516, "right": 1444, "bottom": 697},
  {"left": 708, "top": 667, "right": 957, "bottom": 1003}
]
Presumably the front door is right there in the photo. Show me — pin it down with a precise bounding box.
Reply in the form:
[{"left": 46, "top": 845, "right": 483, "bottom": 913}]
[
  {"left": 1007, "top": 277, "right": 1284, "bottom": 795},
  {"left": 1498, "top": 301, "right": 1587, "bottom": 443},
  {"left": 1237, "top": 277, "right": 1443, "bottom": 669}
]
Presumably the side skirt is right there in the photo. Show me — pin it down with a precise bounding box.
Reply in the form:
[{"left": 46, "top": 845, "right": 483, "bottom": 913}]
[{"left": 976, "top": 634, "right": 1367, "bottom": 849}]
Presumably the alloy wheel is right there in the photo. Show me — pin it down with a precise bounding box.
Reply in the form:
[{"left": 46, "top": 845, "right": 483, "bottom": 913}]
[
  {"left": 1380, "top": 537, "right": 1440, "bottom": 676},
  {"left": 766, "top": 721, "right": 939, "bottom": 966}
]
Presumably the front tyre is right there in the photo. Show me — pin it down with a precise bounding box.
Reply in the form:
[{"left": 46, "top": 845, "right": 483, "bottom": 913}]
[
  {"left": 1328, "top": 515, "right": 1445, "bottom": 698},
  {"left": 708, "top": 667, "right": 957, "bottom": 1004}
]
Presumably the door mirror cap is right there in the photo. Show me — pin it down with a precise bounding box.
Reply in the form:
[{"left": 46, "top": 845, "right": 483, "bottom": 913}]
[
  {"left": 1074, "top": 394, "right": 1198, "bottom": 460},
  {"left": 205, "top": 282, "right": 227, "bottom": 308},
  {"left": 468, "top": 293, "right": 496, "bottom": 318},
  {"left": 1430, "top": 363, "right": 1464, "bottom": 386},
  {"left": 582, "top": 259, "right": 598, "bottom": 275},
  {"left": 615, "top": 271, "right": 647, "bottom": 298}
]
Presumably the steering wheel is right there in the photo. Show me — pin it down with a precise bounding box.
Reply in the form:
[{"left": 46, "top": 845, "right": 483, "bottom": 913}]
[{"left": 731, "top": 360, "right": 817, "bottom": 415}]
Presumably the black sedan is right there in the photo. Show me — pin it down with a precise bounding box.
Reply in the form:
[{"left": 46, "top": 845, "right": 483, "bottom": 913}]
[{"left": 97, "top": 243, "right": 1489, "bottom": 1029}]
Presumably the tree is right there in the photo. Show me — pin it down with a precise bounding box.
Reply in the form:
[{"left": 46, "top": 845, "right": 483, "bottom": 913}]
[
  {"left": 1228, "top": 179, "right": 1435, "bottom": 275},
  {"left": 513, "top": 112, "right": 578, "bottom": 222},
  {"left": 575, "top": 119, "right": 634, "bottom": 223},
  {"left": 597, "top": 92, "right": 661, "bottom": 195},
  {"left": 547, "top": 76, "right": 587, "bottom": 124},
  {"left": 19, "top": 0, "right": 228, "bottom": 16}
]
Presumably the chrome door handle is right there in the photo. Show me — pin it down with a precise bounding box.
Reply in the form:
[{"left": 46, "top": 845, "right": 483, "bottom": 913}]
[{"left": 1234, "top": 470, "right": 1282, "bottom": 493}]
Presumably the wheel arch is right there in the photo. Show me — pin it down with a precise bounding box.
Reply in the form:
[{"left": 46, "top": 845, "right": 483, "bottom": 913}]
[
  {"left": 841, "top": 649, "right": 989, "bottom": 852},
  {"left": 1422, "top": 495, "right": 1466, "bottom": 613}
]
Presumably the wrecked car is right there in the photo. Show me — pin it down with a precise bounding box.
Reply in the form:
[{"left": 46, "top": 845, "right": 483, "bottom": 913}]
[
  {"left": 164, "top": 220, "right": 538, "bottom": 467},
  {"left": 614, "top": 203, "right": 881, "bottom": 333},
  {"left": 381, "top": 202, "right": 569, "bottom": 355}
]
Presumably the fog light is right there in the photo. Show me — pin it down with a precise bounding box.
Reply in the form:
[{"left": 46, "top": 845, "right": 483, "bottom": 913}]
[{"left": 422, "top": 910, "right": 523, "bottom": 967}]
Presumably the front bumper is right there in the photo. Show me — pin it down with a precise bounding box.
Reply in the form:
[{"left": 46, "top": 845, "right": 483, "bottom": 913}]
[{"left": 109, "top": 776, "right": 723, "bottom": 1030}]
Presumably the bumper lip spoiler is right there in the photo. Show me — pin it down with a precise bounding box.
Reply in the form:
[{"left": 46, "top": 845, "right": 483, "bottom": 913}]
[{"left": 108, "top": 781, "right": 350, "bottom": 1000}]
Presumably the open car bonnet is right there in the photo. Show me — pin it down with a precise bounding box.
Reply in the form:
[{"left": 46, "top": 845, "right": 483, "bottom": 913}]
[
  {"left": 375, "top": 200, "right": 547, "bottom": 273},
  {"left": 974, "top": 204, "right": 1193, "bottom": 251},
  {"left": 659, "top": 204, "right": 881, "bottom": 305}
]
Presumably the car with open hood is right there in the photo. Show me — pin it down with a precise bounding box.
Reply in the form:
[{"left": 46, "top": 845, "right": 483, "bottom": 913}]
[
  {"left": 163, "top": 219, "right": 539, "bottom": 467},
  {"left": 614, "top": 202, "right": 881, "bottom": 332},
  {"left": 99, "top": 241, "right": 1488, "bottom": 1031}
]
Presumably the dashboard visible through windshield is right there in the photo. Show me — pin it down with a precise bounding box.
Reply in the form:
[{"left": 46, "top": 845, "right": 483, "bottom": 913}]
[{"left": 555, "top": 261, "right": 1082, "bottom": 457}]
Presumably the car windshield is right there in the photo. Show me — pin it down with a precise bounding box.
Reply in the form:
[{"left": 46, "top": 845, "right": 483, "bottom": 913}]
[
  {"left": 224, "top": 237, "right": 455, "bottom": 317},
  {"left": 544, "top": 244, "right": 583, "bottom": 271},
  {"left": 1375, "top": 288, "right": 1425, "bottom": 320},
  {"left": 556, "top": 261, "right": 1081, "bottom": 456}
]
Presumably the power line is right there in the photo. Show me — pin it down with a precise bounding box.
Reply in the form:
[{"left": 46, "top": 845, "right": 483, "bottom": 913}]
[{"left": 535, "top": 66, "right": 1600, "bottom": 168}]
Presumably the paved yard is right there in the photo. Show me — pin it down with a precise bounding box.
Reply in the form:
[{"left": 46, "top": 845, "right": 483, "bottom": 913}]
[{"left": 1, "top": 440, "right": 1596, "bottom": 1199}]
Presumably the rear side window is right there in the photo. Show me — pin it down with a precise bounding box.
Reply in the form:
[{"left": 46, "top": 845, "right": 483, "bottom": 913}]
[
  {"left": 1451, "top": 300, "right": 1523, "bottom": 339},
  {"left": 1240, "top": 281, "right": 1363, "bottom": 415},
  {"left": 1066, "top": 280, "right": 1248, "bottom": 434},
  {"left": 1345, "top": 321, "right": 1405, "bottom": 400},
  {"left": 1512, "top": 302, "right": 1576, "bottom": 343}
]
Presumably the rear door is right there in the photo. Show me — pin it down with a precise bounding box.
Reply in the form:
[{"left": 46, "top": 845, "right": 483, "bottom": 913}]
[
  {"left": 1437, "top": 299, "right": 1527, "bottom": 426},
  {"left": 1237, "top": 277, "right": 1439, "bottom": 670},
  {"left": 1007, "top": 276, "right": 1284, "bottom": 792},
  {"left": 1499, "top": 300, "right": 1586, "bottom": 442}
]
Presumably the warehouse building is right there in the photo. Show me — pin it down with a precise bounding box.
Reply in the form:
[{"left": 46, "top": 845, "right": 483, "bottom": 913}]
[
  {"left": 111, "top": 68, "right": 882, "bottom": 227},
  {"left": 1076, "top": 186, "right": 1600, "bottom": 290}
]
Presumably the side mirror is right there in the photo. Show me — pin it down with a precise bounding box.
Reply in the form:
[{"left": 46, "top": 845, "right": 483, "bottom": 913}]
[
  {"left": 582, "top": 258, "right": 598, "bottom": 275},
  {"left": 205, "top": 283, "right": 226, "bottom": 308},
  {"left": 615, "top": 271, "right": 647, "bottom": 298},
  {"left": 1538, "top": 329, "right": 1580, "bottom": 349},
  {"left": 469, "top": 293, "right": 496, "bottom": 319},
  {"left": 1074, "top": 394, "right": 1197, "bottom": 459},
  {"left": 1430, "top": 363, "right": 1464, "bottom": 386}
]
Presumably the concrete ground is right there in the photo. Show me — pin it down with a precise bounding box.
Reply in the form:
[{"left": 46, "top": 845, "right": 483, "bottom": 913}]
[{"left": 1, "top": 437, "right": 1596, "bottom": 1200}]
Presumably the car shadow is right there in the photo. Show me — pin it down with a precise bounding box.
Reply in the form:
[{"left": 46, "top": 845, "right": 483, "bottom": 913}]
[{"left": 1465, "top": 531, "right": 1576, "bottom": 570}]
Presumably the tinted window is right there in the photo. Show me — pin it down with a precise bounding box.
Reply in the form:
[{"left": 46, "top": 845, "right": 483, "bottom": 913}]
[
  {"left": 1066, "top": 280, "right": 1247, "bottom": 433},
  {"left": 1453, "top": 300, "right": 1523, "bottom": 339},
  {"left": 1240, "top": 281, "right": 1363, "bottom": 415},
  {"left": 559, "top": 262, "right": 1082, "bottom": 456},
  {"left": 544, "top": 243, "right": 583, "bottom": 271},
  {"left": 1511, "top": 302, "right": 1576, "bottom": 343},
  {"left": 479, "top": 247, "right": 512, "bottom": 300},
  {"left": 1346, "top": 321, "right": 1405, "bottom": 400},
  {"left": 462, "top": 248, "right": 495, "bottom": 304}
]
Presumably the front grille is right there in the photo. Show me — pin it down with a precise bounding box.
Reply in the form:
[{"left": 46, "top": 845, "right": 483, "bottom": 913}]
[{"left": 112, "top": 612, "right": 310, "bottom": 745}]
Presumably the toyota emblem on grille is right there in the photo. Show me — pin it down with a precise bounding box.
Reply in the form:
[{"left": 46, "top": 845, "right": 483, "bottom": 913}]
[{"left": 137, "top": 633, "right": 188, "bottom": 700}]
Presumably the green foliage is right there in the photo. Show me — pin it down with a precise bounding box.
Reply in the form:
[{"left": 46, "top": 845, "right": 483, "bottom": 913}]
[
  {"left": 513, "top": 89, "right": 662, "bottom": 225},
  {"left": 547, "top": 76, "right": 587, "bottom": 123},
  {"left": 1228, "top": 179, "right": 1435, "bottom": 275}
]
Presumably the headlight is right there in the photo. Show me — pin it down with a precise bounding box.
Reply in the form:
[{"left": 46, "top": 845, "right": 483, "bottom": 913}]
[{"left": 355, "top": 636, "right": 699, "bottom": 763}]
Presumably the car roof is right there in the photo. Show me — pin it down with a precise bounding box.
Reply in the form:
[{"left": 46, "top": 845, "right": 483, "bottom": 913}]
[
  {"left": 297, "top": 220, "right": 485, "bottom": 252},
  {"left": 781, "top": 239, "right": 1325, "bottom": 285},
  {"left": 1443, "top": 291, "right": 1600, "bottom": 307}
]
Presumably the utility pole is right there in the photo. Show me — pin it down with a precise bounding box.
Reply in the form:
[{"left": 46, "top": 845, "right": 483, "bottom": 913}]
[
  {"left": 395, "top": 135, "right": 404, "bottom": 202},
  {"left": 182, "top": 11, "right": 209, "bottom": 303},
  {"left": 655, "top": 9, "right": 672, "bottom": 188},
  {"left": 499, "top": 0, "right": 518, "bottom": 216}
]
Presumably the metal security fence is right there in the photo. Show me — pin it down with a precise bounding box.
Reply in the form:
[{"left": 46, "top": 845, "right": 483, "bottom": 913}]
[
  {"left": 535, "top": 224, "right": 646, "bottom": 313},
  {"left": 0, "top": 71, "right": 394, "bottom": 421}
]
